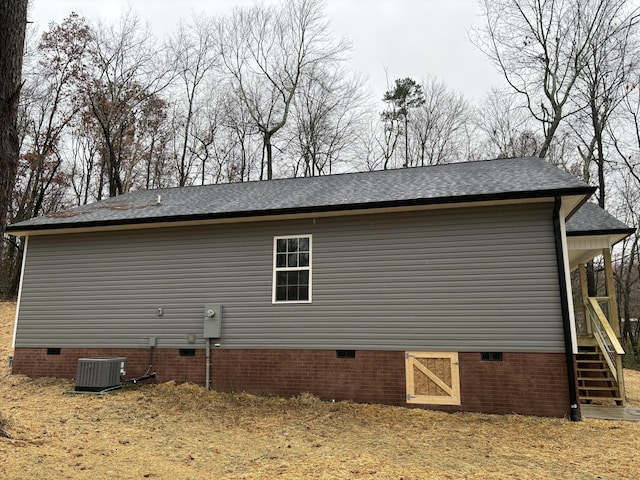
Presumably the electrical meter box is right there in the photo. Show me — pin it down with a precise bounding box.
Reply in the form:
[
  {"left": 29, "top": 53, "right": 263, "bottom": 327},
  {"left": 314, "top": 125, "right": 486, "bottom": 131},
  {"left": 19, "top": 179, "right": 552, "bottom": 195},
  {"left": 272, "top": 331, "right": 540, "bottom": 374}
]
[{"left": 203, "top": 303, "right": 222, "bottom": 338}]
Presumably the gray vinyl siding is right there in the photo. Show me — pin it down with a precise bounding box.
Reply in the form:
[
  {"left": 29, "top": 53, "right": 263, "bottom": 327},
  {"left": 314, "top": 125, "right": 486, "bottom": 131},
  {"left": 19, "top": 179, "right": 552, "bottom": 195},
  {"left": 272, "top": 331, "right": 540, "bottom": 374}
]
[{"left": 15, "top": 202, "right": 565, "bottom": 352}]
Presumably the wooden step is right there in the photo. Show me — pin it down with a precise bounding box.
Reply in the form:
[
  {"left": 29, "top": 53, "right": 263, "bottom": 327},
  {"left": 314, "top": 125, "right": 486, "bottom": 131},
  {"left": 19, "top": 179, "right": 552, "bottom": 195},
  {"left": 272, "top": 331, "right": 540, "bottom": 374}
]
[
  {"left": 577, "top": 365, "right": 608, "bottom": 370},
  {"left": 576, "top": 345, "right": 623, "bottom": 405},
  {"left": 578, "top": 368, "right": 613, "bottom": 378},
  {"left": 576, "top": 357, "right": 605, "bottom": 363},
  {"left": 577, "top": 348, "right": 599, "bottom": 354},
  {"left": 580, "top": 396, "right": 623, "bottom": 402},
  {"left": 578, "top": 386, "right": 619, "bottom": 392},
  {"left": 576, "top": 354, "right": 605, "bottom": 360}
]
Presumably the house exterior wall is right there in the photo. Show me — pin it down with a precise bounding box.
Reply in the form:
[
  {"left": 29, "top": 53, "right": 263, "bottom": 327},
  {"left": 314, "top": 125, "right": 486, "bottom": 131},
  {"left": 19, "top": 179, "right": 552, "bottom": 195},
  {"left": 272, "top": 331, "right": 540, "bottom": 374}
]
[
  {"left": 10, "top": 347, "right": 572, "bottom": 418},
  {"left": 15, "top": 202, "right": 564, "bottom": 352}
]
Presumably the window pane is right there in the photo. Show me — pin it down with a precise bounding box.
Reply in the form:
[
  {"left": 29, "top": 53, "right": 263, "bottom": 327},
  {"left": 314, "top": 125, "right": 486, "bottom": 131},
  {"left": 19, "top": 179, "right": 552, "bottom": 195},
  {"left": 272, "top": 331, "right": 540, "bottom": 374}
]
[
  {"left": 298, "top": 237, "right": 309, "bottom": 252},
  {"left": 299, "top": 253, "right": 309, "bottom": 267},
  {"left": 276, "top": 286, "right": 287, "bottom": 301},
  {"left": 298, "top": 286, "right": 309, "bottom": 301},
  {"left": 276, "top": 253, "right": 287, "bottom": 268},
  {"left": 287, "top": 285, "right": 299, "bottom": 301},
  {"left": 276, "top": 239, "right": 287, "bottom": 253},
  {"left": 299, "top": 270, "right": 309, "bottom": 285},
  {"left": 276, "top": 271, "right": 288, "bottom": 286},
  {"left": 287, "top": 271, "right": 300, "bottom": 285},
  {"left": 288, "top": 253, "right": 298, "bottom": 267},
  {"left": 288, "top": 238, "right": 299, "bottom": 253}
]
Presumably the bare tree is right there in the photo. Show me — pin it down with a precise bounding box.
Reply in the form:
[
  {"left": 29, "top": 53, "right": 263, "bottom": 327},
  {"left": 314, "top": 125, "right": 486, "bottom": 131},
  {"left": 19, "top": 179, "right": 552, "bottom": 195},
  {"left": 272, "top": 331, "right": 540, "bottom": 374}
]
[
  {"left": 473, "top": 0, "right": 627, "bottom": 159},
  {"left": 219, "top": 92, "right": 261, "bottom": 183},
  {"left": 410, "top": 77, "right": 470, "bottom": 166},
  {"left": 290, "top": 65, "right": 367, "bottom": 176},
  {"left": 68, "top": 127, "right": 99, "bottom": 206},
  {"left": 379, "top": 111, "right": 402, "bottom": 170},
  {"left": 611, "top": 80, "right": 640, "bottom": 189},
  {"left": 169, "top": 16, "right": 219, "bottom": 186},
  {"left": 609, "top": 74, "right": 640, "bottom": 352},
  {"left": 614, "top": 183, "right": 640, "bottom": 364},
  {"left": 571, "top": 0, "right": 640, "bottom": 209},
  {"left": 475, "top": 88, "right": 539, "bottom": 158},
  {"left": 217, "top": 0, "right": 349, "bottom": 179},
  {"left": 188, "top": 89, "right": 225, "bottom": 185},
  {"left": 82, "top": 10, "right": 174, "bottom": 198},
  {"left": 124, "top": 93, "right": 170, "bottom": 191}
]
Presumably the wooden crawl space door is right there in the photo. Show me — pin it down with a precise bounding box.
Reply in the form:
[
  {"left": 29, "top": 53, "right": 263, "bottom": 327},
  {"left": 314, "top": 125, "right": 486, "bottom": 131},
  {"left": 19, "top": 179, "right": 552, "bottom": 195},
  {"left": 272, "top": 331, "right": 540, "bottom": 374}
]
[{"left": 405, "top": 352, "right": 461, "bottom": 405}]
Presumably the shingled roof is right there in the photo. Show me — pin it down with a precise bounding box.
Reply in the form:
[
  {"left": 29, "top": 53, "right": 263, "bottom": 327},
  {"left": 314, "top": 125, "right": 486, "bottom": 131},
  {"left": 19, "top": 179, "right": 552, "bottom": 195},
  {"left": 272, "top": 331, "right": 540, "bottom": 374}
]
[
  {"left": 566, "top": 201, "right": 636, "bottom": 236},
  {"left": 7, "top": 156, "right": 596, "bottom": 234}
]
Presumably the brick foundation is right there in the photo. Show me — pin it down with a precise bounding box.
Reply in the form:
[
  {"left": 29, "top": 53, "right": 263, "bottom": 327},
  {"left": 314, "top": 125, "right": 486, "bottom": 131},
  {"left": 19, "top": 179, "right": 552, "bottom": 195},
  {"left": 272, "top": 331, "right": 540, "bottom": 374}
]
[
  {"left": 11, "top": 348, "right": 574, "bottom": 418},
  {"left": 452, "top": 352, "right": 572, "bottom": 418}
]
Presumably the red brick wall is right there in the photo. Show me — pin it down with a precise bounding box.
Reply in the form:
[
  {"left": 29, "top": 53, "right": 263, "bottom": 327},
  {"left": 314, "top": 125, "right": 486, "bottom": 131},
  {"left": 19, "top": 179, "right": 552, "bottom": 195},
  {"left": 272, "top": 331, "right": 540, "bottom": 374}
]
[
  {"left": 11, "top": 348, "right": 207, "bottom": 384},
  {"left": 208, "top": 350, "right": 406, "bottom": 406},
  {"left": 11, "top": 348, "right": 574, "bottom": 418},
  {"left": 449, "top": 352, "right": 572, "bottom": 418}
]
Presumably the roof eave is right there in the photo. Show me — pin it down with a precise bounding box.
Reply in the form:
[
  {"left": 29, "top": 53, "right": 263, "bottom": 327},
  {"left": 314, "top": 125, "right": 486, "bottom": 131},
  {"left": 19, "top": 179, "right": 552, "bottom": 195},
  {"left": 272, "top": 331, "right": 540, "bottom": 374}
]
[
  {"left": 6, "top": 186, "right": 596, "bottom": 236},
  {"left": 567, "top": 228, "right": 636, "bottom": 246}
]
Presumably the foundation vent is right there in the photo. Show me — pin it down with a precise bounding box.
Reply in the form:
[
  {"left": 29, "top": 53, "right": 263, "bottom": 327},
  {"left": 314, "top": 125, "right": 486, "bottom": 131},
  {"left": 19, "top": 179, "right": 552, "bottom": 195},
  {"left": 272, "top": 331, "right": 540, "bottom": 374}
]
[
  {"left": 481, "top": 352, "right": 503, "bottom": 362},
  {"left": 336, "top": 350, "right": 356, "bottom": 359}
]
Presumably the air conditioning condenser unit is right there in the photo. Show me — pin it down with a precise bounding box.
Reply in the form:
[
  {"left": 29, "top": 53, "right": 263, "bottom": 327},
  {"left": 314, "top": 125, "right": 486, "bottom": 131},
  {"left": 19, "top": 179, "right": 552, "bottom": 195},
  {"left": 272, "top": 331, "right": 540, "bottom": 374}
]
[{"left": 75, "top": 357, "right": 126, "bottom": 392}]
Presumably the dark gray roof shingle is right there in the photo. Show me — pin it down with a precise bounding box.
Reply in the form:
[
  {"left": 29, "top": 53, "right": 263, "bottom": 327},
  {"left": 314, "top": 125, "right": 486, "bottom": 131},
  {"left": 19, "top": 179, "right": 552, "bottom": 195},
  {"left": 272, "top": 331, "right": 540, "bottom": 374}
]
[
  {"left": 566, "top": 202, "right": 635, "bottom": 235},
  {"left": 8, "top": 156, "right": 595, "bottom": 233}
]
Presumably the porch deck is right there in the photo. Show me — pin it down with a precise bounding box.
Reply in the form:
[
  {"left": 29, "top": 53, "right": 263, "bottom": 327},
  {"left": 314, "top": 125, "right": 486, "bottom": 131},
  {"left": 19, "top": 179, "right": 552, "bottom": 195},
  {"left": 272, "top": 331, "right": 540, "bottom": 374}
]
[{"left": 581, "top": 405, "right": 640, "bottom": 421}]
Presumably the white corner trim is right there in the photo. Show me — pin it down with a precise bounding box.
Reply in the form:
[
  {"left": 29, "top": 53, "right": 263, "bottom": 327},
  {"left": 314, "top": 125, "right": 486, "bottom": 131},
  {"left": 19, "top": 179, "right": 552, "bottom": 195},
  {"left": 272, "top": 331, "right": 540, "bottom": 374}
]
[
  {"left": 12, "top": 236, "right": 28, "bottom": 349},
  {"left": 559, "top": 205, "right": 578, "bottom": 354}
]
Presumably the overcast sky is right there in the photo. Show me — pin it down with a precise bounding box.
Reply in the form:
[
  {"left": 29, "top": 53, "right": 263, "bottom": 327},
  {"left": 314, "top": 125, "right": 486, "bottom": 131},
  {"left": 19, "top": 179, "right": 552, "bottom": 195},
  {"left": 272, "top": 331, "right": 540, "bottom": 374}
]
[{"left": 29, "top": 0, "right": 504, "bottom": 103}]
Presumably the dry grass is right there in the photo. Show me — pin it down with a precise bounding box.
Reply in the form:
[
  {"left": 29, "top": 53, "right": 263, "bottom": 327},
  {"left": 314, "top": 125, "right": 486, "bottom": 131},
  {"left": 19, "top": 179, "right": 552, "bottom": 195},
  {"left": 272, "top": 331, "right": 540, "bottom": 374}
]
[
  {"left": 625, "top": 369, "right": 640, "bottom": 407},
  {"left": 1, "top": 301, "right": 639, "bottom": 479}
]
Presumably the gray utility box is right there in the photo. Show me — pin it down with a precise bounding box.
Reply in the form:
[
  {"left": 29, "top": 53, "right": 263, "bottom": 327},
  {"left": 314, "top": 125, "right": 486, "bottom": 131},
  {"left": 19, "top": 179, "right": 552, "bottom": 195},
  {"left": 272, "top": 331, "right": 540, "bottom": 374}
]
[
  {"left": 75, "top": 357, "right": 127, "bottom": 392},
  {"left": 203, "top": 303, "right": 222, "bottom": 338}
]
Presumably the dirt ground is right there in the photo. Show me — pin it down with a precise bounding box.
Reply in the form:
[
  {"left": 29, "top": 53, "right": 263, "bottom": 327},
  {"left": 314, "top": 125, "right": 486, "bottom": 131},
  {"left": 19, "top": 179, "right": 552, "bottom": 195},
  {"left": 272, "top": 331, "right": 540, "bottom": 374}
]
[{"left": 1, "top": 301, "right": 640, "bottom": 479}]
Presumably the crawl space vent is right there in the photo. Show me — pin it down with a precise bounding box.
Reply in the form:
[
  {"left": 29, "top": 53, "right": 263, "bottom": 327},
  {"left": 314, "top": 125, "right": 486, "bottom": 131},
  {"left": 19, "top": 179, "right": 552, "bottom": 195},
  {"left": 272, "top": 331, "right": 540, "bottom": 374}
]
[{"left": 481, "top": 352, "right": 503, "bottom": 362}]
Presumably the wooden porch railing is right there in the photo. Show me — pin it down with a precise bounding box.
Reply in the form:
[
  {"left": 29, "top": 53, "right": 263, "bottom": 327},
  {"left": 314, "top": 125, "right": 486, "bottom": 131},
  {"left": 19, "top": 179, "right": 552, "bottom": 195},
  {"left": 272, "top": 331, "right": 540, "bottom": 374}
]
[{"left": 585, "top": 297, "right": 625, "bottom": 381}]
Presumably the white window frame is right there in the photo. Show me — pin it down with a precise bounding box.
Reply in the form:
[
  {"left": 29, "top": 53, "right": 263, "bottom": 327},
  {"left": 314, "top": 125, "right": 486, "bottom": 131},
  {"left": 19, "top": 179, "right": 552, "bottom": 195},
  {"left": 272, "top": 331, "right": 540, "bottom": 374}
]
[{"left": 272, "top": 234, "right": 312, "bottom": 304}]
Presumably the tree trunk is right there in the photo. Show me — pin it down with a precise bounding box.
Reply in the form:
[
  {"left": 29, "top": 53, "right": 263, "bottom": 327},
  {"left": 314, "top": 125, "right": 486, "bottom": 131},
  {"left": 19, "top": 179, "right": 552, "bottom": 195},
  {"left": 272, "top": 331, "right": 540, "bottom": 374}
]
[
  {"left": 596, "top": 143, "right": 606, "bottom": 209},
  {"left": 404, "top": 115, "right": 409, "bottom": 167},
  {"left": 265, "top": 133, "right": 273, "bottom": 180},
  {"left": 0, "top": 0, "right": 28, "bottom": 266},
  {"left": 538, "top": 109, "right": 562, "bottom": 159},
  {"left": 622, "top": 291, "right": 639, "bottom": 364},
  {"left": 7, "top": 239, "right": 23, "bottom": 298},
  {"left": 586, "top": 261, "right": 598, "bottom": 297}
]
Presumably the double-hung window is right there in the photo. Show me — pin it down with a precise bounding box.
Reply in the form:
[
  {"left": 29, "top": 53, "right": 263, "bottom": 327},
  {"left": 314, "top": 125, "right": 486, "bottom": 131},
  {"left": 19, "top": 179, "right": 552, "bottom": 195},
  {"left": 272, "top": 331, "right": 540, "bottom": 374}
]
[{"left": 273, "top": 235, "right": 312, "bottom": 303}]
